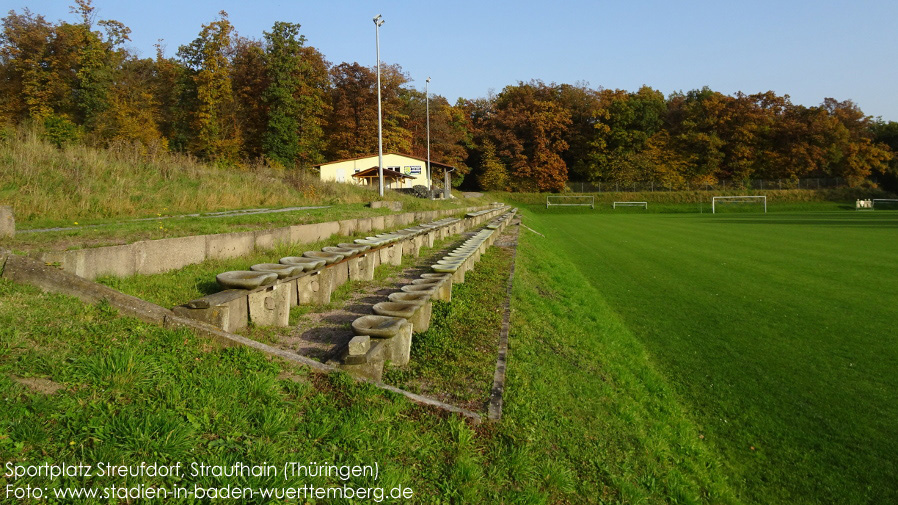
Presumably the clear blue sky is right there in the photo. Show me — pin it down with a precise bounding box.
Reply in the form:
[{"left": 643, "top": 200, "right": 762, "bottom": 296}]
[{"left": 13, "top": 0, "right": 898, "bottom": 121}]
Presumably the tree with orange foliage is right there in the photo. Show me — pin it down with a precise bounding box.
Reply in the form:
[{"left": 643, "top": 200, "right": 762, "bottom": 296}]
[{"left": 487, "top": 82, "right": 571, "bottom": 192}]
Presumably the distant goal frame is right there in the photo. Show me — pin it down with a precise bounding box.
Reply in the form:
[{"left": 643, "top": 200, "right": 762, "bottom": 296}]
[
  {"left": 712, "top": 195, "right": 767, "bottom": 214},
  {"left": 613, "top": 201, "right": 648, "bottom": 209},
  {"left": 546, "top": 195, "right": 595, "bottom": 209},
  {"left": 873, "top": 199, "right": 898, "bottom": 210}
]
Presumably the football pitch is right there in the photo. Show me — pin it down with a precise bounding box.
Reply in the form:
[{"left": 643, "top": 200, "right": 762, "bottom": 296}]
[{"left": 522, "top": 207, "right": 898, "bottom": 504}]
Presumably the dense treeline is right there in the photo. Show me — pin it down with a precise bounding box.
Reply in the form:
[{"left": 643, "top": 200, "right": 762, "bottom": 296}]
[{"left": 2, "top": 2, "right": 895, "bottom": 191}]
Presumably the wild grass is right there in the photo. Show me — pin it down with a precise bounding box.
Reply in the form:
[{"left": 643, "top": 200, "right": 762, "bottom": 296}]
[
  {"left": 516, "top": 205, "right": 898, "bottom": 504},
  {"left": 0, "top": 127, "right": 480, "bottom": 230},
  {"left": 7, "top": 204, "right": 383, "bottom": 253},
  {"left": 0, "top": 280, "right": 493, "bottom": 501}
]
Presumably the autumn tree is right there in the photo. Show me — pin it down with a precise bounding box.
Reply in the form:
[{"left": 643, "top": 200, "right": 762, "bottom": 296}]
[
  {"left": 664, "top": 87, "right": 728, "bottom": 185},
  {"left": 91, "top": 56, "right": 167, "bottom": 151},
  {"left": 0, "top": 9, "right": 57, "bottom": 122},
  {"left": 291, "top": 46, "right": 331, "bottom": 168},
  {"left": 0, "top": 0, "right": 129, "bottom": 132},
  {"left": 584, "top": 86, "right": 666, "bottom": 186},
  {"left": 259, "top": 22, "right": 330, "bottom": 169},
  {"left": 871, "top": 120, "right": 898, "bottom": 191},
  {"left": 178, "top": 11, "right": 241, "bottom": 161},
  {"left": 260, "top": 21, "right": 304, "bottom": 167},
  {"left": 484, "top": 81, "right": 571, "bottom": 191},
  {"left": 231, "top": 37, "right": 267, "bottom": 159},
  {"left": 819, "top": 99, "right": 892, "bottom": 186},
  {"left": 325, "top": 62, "right": 410, "bottom": 159},
  {"left": 152, "top": 44, "right": 192, "bottom": 152},
  {"left": 476, "top": 140, "right": 508, "bottom": 190},
  {"left": 554, "top": 83, "right": 604, "bottom": 181},
  {"left": 400, "top": 89, "right": 470, "bottom": 182},
  {"left": 325, "top": 62, "right": 376, "bottom": 158}
]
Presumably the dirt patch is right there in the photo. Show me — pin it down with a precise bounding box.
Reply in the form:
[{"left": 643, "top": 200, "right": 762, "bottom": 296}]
[{"left": 10, "top": 375, "right": 65, "bottom": 395}]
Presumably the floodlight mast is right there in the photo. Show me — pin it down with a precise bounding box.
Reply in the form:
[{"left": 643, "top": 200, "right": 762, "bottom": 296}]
[
  {"left": 426, "top": 77, "right": 431, "bottom": 195},
  {"left": 373, "top": 14, "right": 385, "bottom": 197}
]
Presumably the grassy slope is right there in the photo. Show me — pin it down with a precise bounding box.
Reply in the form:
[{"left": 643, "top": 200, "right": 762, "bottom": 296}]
[
  {"left": 518, "top": 205, "right": 898, "bottom": 504},
  {"left": 0, "top": 130, "right": 485, "bottom": 252},
  {"left": 505, "top": 216, "right": 739, "bottom": 504}
]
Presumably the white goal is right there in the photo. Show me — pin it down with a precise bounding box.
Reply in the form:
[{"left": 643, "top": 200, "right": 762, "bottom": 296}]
[
  {"left": 613, "top": 201, "right": 647, "bottom": 209},
  {"left": 873, "top": 199, "right": 898, "bottom": 209},
  {"left": 547, "top": 195, "right": 594, "bottom": 209},
  {"left": 712, "top": 195, "right": 767, "bottom": 214}
]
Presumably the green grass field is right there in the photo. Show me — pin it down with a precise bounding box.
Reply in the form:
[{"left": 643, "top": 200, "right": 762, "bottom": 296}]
[
  {"left": 516, "top": 204, "right": 898, "bottom": 504},
  {"left": 2, "top": 211, "right": 742, "bottom": 504}
]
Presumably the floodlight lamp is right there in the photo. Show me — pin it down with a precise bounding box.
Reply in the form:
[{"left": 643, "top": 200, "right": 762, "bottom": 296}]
[{"left": 373, "top": 14, "right": 384, "bottom": 26}]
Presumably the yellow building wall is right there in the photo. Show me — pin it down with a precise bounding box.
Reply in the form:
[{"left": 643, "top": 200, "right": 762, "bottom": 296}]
[{"left": 318, "top": 154, "right": 430, "bottom": 189}]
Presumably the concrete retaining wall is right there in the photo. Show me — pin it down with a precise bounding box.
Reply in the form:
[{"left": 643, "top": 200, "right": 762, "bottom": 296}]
[
  {"left": 0, "top": 206, "right": 14, "bottom": 238},
  {"left": 38, "top": 205, "right": 493, "bottom": 280}
]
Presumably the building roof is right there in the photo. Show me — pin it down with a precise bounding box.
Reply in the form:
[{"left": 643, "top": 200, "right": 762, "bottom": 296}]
[
  {"left": 315, "top": 152, "right": 455, "bottom": 170},
  {"left": 351, "top": 166, "right": 414, "bottom": 179}
]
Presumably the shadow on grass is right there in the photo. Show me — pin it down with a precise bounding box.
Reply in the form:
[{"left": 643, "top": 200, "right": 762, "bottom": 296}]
[{"left": 196, "top": 279, "right": 221, "bottom": 297}]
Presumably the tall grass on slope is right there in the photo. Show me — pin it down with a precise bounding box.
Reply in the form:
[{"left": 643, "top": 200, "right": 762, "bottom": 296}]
[
  {"left": 0, "top": 128, "right": 382, "bottom": 225},
  {"left": 499, "top": 212, "right": 739, "bottom": 504}
]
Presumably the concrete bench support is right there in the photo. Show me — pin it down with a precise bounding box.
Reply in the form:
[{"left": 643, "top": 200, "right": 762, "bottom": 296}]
[
  {"left": 385, "top": 322, "right": 413, "bottom": 365},
  {"left": 389, "top": 243, "right": 403, "bottom": 266},
  {"left": 297, "top": 270, "right": 330, "bottom": 305},
  {"left": 403, "top": 237, "right": 421, "bottom": 258},
  {"left": 174, "top": 289, "right": 249, "bottom": 333},
  {"left": 332, "top": 260, "right": 350, "bottom": 289},
  {"left": 248, "top": 283, "right": 290, "bottom": 327},
  {"left": 347, "top": 256, "right": 365, "bottom": 282},
  {"left": 331, "top": 336, "right": 387, "bottom": 382}
]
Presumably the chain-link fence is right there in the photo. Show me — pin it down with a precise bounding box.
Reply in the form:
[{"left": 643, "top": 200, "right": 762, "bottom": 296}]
[{"left": 565, "top": 178, "right": 847, "bottom": 193}]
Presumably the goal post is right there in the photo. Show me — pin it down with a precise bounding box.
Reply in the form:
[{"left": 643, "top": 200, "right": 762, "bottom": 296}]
[
  {"left": 613, "top": 201, "right": 647, "bottom": 209},
  {"left": 712, "top": 195, "right": 767, "bottom": 214},
  {"left": 546, "top": 195, "right": 595, "bottom": 209},
  {"left": 873, "top": 199, "right": 898, "bottom": 210}
]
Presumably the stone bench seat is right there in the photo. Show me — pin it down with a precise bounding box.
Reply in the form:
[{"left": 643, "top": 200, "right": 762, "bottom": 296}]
[
  {"left": 178, "top": 207, "right": 511, "bottom": 342},
  {"left": 373, "top": 301, "right": 432, "bottom": 332},
  {"left": 337, "top": 242, "right": 371, "bottom": 252},
  {"left": 303, "top": 250, "right": 344, "bottom": 264},
  {"left": 250, "top": 263, "right": 304, "bottom": 278},
  {"left": 351, "top": 314, "right": 413, "bottom": 366},
  {"left": 216, "top": 270, "right": 278, "bottom": 289},
  {"left": 322, "top": 246, "right": 361, "bottom": 258},
  {"left": 279, "top": 256, "right": 326, "bottom": 271}
]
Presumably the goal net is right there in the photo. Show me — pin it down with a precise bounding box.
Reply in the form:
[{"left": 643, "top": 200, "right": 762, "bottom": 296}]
[
  {"left": 546, "top": 195, "right": 594, "bottom": 209},
  {"left": 712, "top": 195, "right": 767, "bottom": 214}
]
